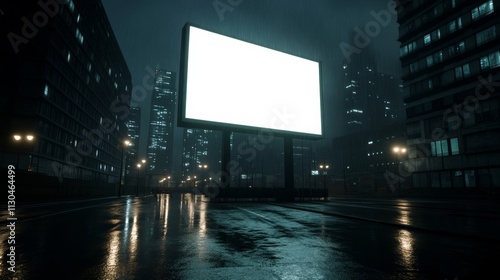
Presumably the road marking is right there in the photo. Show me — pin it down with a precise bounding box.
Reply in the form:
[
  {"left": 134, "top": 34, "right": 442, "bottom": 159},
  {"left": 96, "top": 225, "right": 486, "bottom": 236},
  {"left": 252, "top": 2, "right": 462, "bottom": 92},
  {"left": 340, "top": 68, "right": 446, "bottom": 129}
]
[{"left": 237, "top": 207, "right": 273, "bottom": 222}]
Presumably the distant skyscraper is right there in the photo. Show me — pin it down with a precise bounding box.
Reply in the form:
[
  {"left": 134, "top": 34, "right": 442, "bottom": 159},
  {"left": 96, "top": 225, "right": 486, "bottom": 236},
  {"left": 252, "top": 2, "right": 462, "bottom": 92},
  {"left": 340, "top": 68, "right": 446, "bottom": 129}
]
[
  {"left": 343, "top": 46, "right": 378, "bottom": 133},
  {"left": 146, "top": 69, "right": 176, "bottom": 179},
  {"left": 343, "top": 54, "right": 404, "bottom": 134},
  {"left": 126, "top": 107, "right": 141, "bottom": 177},
  {"left": 181, "top": 129, "right": 220, "bottom": 183},
  {"left": 377, "top": 72, "right": 405, "bottom": 124},
  {"left": 0, "top": 0, "right": 132, "bottom": 198},
  {"left": 398, "top": 0, "right": 500, "bottom": 189},
  {"left": 336, "top": 32, "right": 407, "bottom": 194}
]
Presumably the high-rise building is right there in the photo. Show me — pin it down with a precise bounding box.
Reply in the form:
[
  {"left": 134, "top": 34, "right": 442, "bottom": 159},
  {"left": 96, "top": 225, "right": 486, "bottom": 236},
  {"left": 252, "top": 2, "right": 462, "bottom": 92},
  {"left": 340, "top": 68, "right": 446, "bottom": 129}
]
[
  {"left": 342, "top": 47, "right": 404, "bottom": 134},
  {"left": 125, "top": 107, "right": 141, "bottom": 177},
  {"left": 398, "top": 0, "right": 500, "bottom": 189},
  {"left": 181, "top": 129, "right": 220, "bottom": 184},
  {"left": 0, "top": 0, "right": 132, "bottom": 199},
  {"left": 146, "top": 69, "right": 176, "bottom": 181},
  {"left": 377, "top": 72, "right": 405, "bottom": 123},
  {"left": 343, "top": 46, "right": 378, "bottom": 133}
]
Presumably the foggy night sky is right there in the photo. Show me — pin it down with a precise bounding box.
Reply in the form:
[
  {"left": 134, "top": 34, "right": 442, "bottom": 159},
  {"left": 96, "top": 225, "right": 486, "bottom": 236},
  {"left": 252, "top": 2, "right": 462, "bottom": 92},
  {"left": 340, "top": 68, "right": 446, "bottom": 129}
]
[{"left": 101, "top": 0, "right": 402, "bottom": 156}]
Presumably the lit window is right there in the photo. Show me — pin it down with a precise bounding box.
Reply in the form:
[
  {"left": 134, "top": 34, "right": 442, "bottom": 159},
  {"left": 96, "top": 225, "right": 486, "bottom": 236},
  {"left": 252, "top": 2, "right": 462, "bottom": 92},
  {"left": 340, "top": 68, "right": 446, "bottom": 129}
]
[
  {"left": 44, "top": 84, "right": 49, "bottom": 96},
  {"left": 75, "top": 28, "right": 84, "bottom": 44},
  {"left": 463, "top": 64, "right": 470, "bottom": 77},
  {"left": 431, "top": 29, "right": 441, "bottom": 41},
  {"left": 458, "top": 41, "right": 465, "bottom": 53},
  {"left": 480, "top": 51, "right": 500, "bottom": 70},
  {"left": 424, "top": 34, "right": 431, "bottom": 45},
  {"left": 67, "top": 52, "right": 71, "bottom": 62},
  {"left": 68, "top": 0, "right": 75, "bottom": 13},
  {"left": 471, "top": 0, "right": 494, "bottom": 21},
  {"left": 426, "top": 55, "right": 434, "bottom": 67},
  {"left": 434, "top": 51, "right": 443, "bottom": 64},
  {"left": 77, "top": 14, "right": 80, "bottom": 23},
  {"left": 450, "top": 138, "right": 459, "bottom": 155}
]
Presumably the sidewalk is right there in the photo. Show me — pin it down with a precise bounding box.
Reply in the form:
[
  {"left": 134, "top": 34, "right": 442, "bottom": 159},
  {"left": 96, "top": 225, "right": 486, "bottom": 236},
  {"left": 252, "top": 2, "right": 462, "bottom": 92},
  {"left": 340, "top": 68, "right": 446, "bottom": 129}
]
[{"left": 273, "top": 196, "right": 500, "bottom": 241}]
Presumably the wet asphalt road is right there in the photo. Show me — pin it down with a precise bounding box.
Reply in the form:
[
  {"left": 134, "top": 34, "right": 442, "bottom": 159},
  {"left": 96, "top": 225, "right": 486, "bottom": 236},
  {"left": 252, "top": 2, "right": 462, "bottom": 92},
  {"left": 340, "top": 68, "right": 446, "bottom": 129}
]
[{"left": 1, "top": 194, "right": 499, "bottom": 280}]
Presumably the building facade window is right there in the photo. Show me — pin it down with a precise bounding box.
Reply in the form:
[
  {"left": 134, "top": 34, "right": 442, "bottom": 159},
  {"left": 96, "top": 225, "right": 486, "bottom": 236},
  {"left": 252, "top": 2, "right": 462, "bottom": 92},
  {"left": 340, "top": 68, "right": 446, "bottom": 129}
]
[
  {"left": 448, "top": 41, "right": 465, "bottom": 57},
  {"left": 471, "top": 0, "right": 494, "bottom": 21},
  {"left": 480, "top": 51, "right": 500, "bottom": 70},
  {"left": 401, "top": 41, "right": 417, "bottom": 57},
  {"left": 450, "top": 138, "right": 459, "bottom": 155},
  {"left": 76, "top": 28, "right": 84, "bottom": 44},
  {"left": 455, "top": 63, "right": 470, "bottom": 80},
  {"left": 424, "top": 34, "right": 431, "bottom": 45},
  {"left": 426, "top": 55, "right": 434, "bottom": 67},
  {"left": 476, "top": 25, "right": 496, "bottom": 46},
  {"left": 410, "top": 61, "right": 419, "bottom": 73},
  {"left": 448, "top": 17, "right": 463, "bottom": 33},
  {"left": 431, "top": 139, "right": 449, "bottom": 156}
]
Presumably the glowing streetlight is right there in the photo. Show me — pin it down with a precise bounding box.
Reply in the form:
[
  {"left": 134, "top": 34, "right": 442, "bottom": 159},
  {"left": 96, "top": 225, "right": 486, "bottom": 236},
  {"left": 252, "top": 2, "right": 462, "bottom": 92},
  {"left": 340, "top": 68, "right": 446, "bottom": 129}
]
[
  {"left": 118, "top": 139, "right": 132, "bottom": 197},
  {"left": 12, "top": 133, "right": 36, "bottom": 171},
  {"left": 393, "top": 146, "right": 407, "bottom": 154},
  {"left": 319, "top": 164, "right": 330, "bottom": 188},
  {"left": 392, "top": 145, "right": 407, "bottom": 196}
]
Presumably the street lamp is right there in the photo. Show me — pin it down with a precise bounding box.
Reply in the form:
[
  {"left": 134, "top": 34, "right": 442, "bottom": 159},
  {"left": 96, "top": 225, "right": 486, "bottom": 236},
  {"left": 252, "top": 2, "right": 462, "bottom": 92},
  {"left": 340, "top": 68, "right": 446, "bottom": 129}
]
[
  {"left": 392, "top": 146, "right": 407, "bottom": 196},
  {"left": 319, "top": 164, "right": 329, "bottom": 189},
  {"left": 118, "top": 140, "right": 131, "bottom": 197},
  {"left": 12, "top": 133, "right": 36, "bottom": 170},
  {"left": 140, "top": 159, "right": 147, "bottom": 195},
  {"left": 199, "top": 164, "right": 208, "bottom": 184},
  {"left": 136, "top": 162, "right": 143, "bottom": 197}
]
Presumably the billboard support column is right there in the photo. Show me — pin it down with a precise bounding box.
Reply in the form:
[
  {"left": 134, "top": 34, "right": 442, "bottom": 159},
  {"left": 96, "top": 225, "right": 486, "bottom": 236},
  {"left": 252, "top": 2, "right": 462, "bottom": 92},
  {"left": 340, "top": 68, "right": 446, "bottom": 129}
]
[
  {"left": 284, "top": 136, "right": 294, "bottom": 190},
  {"left": 221, "top": 129, "right": 231, "bottom": 188}
]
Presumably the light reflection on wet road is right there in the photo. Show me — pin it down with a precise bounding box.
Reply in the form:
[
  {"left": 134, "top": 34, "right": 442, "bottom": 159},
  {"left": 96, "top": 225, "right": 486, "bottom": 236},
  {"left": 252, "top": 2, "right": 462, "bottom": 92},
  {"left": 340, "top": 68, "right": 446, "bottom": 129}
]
[{"left": 1, "top": 194, "right": 499, "bottom": 279}]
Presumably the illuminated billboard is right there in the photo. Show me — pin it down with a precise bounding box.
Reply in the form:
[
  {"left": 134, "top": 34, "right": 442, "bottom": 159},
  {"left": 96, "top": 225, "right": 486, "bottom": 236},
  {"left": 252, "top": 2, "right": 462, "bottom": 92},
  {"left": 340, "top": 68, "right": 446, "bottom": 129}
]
[{"left": 179, "top": 24, "right": 323, "bottom": 138}]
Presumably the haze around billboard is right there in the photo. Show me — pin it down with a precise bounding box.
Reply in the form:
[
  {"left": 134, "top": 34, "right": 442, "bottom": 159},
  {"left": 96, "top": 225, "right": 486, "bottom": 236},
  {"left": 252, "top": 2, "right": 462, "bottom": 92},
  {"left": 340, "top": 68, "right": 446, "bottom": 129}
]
[{"left": 182, "top": 25, "right": 322, "bottom": 137}]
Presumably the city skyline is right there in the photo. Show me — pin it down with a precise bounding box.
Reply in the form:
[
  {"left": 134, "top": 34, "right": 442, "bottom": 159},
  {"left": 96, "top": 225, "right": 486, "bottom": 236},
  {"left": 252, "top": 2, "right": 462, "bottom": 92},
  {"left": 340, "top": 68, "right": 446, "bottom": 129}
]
[{"left": 101, "top": 0, "right": 402, "bottom": 157}]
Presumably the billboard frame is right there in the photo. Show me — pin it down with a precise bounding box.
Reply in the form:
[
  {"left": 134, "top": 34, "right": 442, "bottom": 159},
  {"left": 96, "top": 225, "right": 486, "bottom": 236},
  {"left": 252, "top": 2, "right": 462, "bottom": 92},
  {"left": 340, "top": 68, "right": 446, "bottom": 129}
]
[{"left": 178, "top": 23, "right": 325, "bottom": 140}]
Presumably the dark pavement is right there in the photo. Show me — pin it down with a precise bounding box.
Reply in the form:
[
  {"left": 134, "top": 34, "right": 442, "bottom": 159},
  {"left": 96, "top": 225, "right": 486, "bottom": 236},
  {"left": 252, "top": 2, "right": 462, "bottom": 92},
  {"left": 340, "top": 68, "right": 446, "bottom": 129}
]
[{"left": 1, "top": 194, "right": 500, "bottom": 279}]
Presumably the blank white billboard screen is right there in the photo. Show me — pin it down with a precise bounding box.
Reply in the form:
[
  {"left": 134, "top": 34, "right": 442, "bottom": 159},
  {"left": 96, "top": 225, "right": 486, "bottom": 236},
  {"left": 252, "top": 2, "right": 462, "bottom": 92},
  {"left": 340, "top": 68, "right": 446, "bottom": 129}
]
[{"left": 184, "top": 26, "right": 322, "bottom": 136}]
